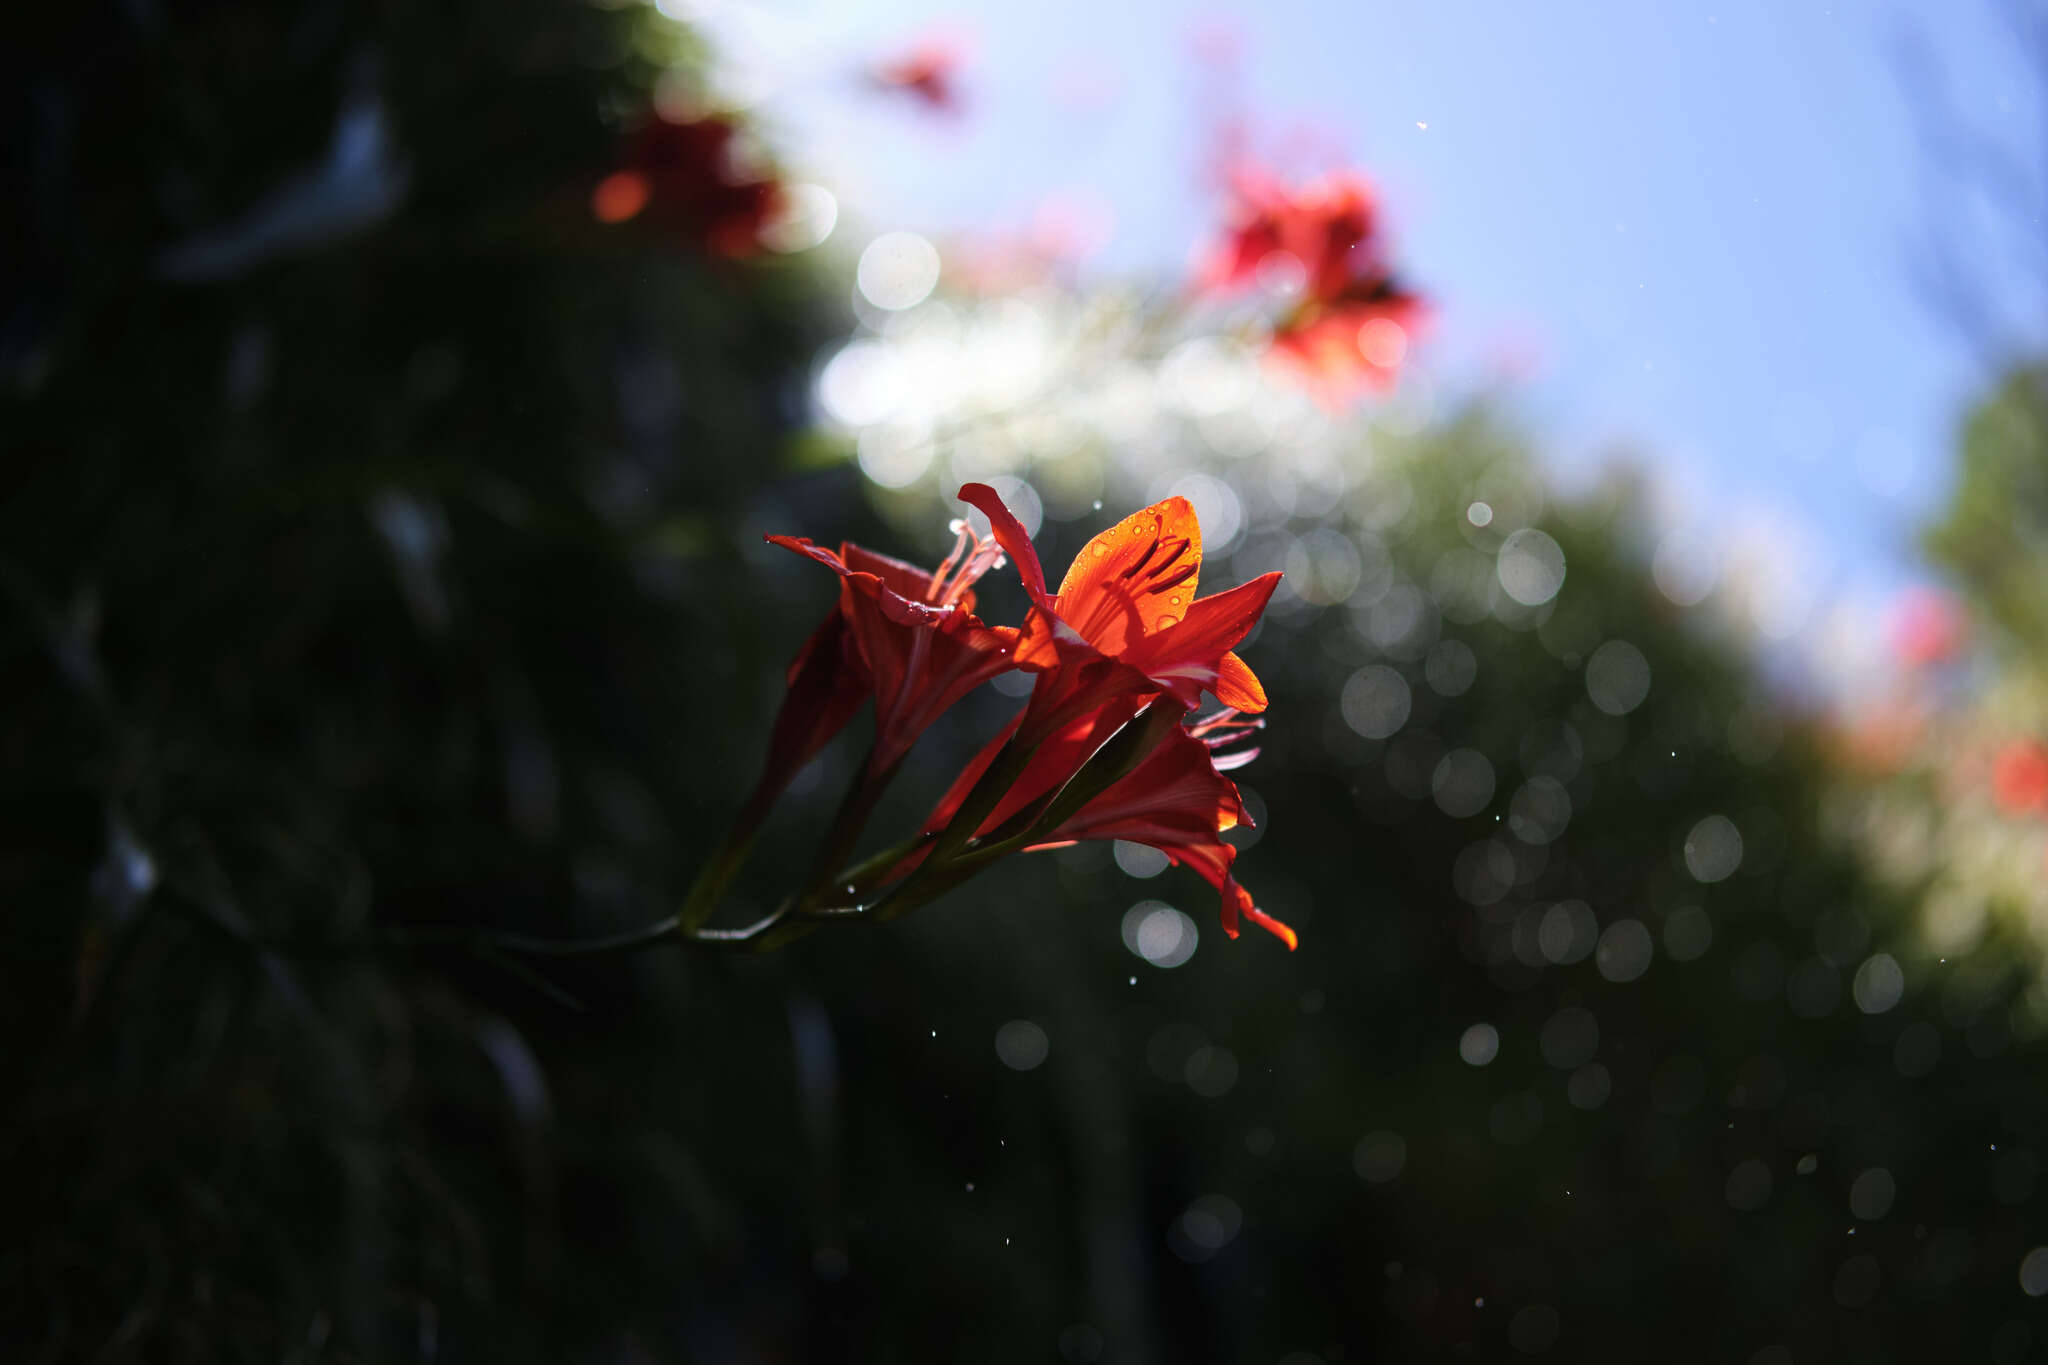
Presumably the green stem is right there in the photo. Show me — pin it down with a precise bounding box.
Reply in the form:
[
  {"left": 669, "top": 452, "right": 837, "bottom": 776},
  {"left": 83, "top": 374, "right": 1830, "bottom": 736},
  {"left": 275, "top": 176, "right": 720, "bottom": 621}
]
[
  {"left": 385, "top": 914, "right": 685, "bottom": 959},
  {"left": 796, "top": 748, "right": 902, "bottom": 910},
  {"left": 678, "top": 827, "right": 759, "bottom": 935}
]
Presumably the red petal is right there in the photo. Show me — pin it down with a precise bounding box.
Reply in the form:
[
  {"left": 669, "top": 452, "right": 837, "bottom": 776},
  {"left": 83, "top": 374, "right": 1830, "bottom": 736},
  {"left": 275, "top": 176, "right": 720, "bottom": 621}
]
[
  {"left": 739, "top": 608, "right": 869, "bottom": 829},
  {"left": 1120, "top": 573, "right": 1280, "bottom": 710},
  {"left": 767, "top": 533, "right": 849, "bottom": 575},
  {"left": 957, "top": 483, "right": 1052, "bottom": 607},
  {"left": 842, "top": 541, "right": 957, "bottom": 610}
]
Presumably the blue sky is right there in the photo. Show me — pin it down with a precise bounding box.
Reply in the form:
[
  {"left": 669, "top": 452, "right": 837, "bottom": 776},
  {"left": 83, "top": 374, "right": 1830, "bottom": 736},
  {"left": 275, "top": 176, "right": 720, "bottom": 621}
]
[{"left": 701, "top": 0, "right": 2048, "bottom": 606}]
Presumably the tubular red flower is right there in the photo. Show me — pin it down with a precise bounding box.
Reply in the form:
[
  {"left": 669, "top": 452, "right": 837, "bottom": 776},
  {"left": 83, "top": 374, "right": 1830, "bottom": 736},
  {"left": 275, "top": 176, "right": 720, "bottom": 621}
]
[
  {"left": 737, "top": 607, "right": 872, "bottom": 828},
  {"left": 765, "top": 530, "right": 1019, "bottom": 775},
  {"left": 875, "top": 487, "right": 1286, "bottom": 948},
  {"left": 1034, "top": 719, "right": 1295, "bottom": 949}
]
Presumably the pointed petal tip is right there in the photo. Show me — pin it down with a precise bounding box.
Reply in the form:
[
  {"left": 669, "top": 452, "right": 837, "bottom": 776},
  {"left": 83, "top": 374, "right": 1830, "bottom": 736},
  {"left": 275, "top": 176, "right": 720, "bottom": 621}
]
[{"left": 1245, "top": 906, "right": 1297, "bottom": 951}]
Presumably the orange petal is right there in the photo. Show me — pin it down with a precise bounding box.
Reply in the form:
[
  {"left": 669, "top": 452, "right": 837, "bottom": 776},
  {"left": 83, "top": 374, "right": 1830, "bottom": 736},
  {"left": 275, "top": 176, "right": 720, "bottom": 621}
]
[
  {"left": 1213, "top": 651, "right": 1268, "bottom": 713},
  {"left": 1053, "top": 497, "right": 1202, "bottom": 655},
  {"left": 1237, "top": 893, "right": 1298, "bottom": 950},
  {"left": 1121, "top": 572, "right": 1280, "bottom": 709}
]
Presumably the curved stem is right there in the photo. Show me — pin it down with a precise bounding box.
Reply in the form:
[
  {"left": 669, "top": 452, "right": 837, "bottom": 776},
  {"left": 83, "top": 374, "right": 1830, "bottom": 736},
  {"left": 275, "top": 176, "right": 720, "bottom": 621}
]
[{"left": 383, "top": 913, "right": 685, "bottom": 959}]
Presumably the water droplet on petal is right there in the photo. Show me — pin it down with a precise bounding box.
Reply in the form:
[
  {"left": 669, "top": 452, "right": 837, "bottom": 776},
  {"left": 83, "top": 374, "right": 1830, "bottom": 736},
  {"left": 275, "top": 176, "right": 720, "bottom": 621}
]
[{"left": 1157, "top": 614, "right": 1180, "bottom": 628}]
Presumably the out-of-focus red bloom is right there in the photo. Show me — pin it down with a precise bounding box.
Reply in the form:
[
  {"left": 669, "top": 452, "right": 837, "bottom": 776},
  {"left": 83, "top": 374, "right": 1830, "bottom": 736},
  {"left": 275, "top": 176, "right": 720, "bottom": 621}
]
[
  {"left": 1890, "top": 587, "right": 1967, "bottom": 668},
  {"left": 1194, "top": 165, "right": 1426, "bottom": 405},
  {"left": 591, "top": 171, "right": 652, "bottom": 224},
  {"left": 1830, "top": 700, "right": 1927, "bottom": 777},
  {"left": 869, "top": 33, "right": 969, "bottom": 114},
  {"left": 958, "top": 483, "right": 1279, "bottom": 743},
  {"left": 946, "top": 196, "right": 1113, "bottom": 295},
  {"left": 592, "top": 113, "right": 781, "bottom": 256},
  {"left": 1267, "top": 282, "right": 1428, "bottom": 407},
  {"left": 764, "top": 526, "right": 1020, "bottom": 777},
  {"left": 1197, "top": 168, "right": 1379, "bottom": 303},
  {"left": 1992, "top": 739, "right": 2048, "bottom": 816}
]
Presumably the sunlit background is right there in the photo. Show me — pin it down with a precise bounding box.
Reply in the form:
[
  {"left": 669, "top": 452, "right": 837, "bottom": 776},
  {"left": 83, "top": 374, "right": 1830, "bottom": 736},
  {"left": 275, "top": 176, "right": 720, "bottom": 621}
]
[{"left": 695, "top": 0, "right": 2048, "bottom": 658}]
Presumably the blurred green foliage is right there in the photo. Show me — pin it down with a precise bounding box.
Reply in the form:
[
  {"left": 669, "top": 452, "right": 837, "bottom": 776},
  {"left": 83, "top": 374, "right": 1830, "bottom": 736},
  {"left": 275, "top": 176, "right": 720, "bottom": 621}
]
[
  {"left": 1927, "top": 363, "right": 2048, "bottom": 656},
  {"left": 5, "top": 4, "right": 2048, "bottom": 1364}
]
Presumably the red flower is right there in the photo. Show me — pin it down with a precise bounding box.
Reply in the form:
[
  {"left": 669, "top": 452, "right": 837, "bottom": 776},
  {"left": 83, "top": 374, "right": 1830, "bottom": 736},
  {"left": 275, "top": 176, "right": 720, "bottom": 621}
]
[
  {"left": 900, "top": 702, "right": 1291, "bottom": 946},
  {"left": 869, "top": 33, "right": 969, "bottom": 115},
  {"left": 719, "top": 490, "right": 1287, "bottom": 953},
  {"left": 1992, "top": 739, "right": 2048, "bottom": 816},
  {"left": 1197, "top": 168, "right": 1382, "bottom": 303},
  {"left": 1194, "top": 164, "right": 1426, "bottom": 405},
  {"left": 592, "top": 113, "right": 781, "bottom": 257},
  {"left": 763, "top": 525, "right": 1020, "bottom": 778},
  {"left": 733, "top": 604, "right": 871, "bottom": 834},
  {"left": 957, "top": 483, "right": 1279, "bottom": 745},
  {"left": 1038, "top": 712, "right": 1295, "bottom": 948},
  {"left": 1267, "top": 282, "right": 1428, "bottom": 407},
  {"left": 874, "top": 486, "right": 1287, "bottom": 947},
  {"left": 1889, "top": 587, "right": 1966, "bottom": 669}
]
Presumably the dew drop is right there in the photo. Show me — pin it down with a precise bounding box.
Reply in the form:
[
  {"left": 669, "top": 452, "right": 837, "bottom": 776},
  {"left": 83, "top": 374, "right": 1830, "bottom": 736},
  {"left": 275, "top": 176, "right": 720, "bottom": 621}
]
[
  {"left": 1168, "top": 595, "right": 1183, "bottom": 606},
  {"left": 1157, "top": 615, "right": 1180, "bottom": 628},
  {"left": 1091, "top": 543, "right": 1109, "bottom": 557}
]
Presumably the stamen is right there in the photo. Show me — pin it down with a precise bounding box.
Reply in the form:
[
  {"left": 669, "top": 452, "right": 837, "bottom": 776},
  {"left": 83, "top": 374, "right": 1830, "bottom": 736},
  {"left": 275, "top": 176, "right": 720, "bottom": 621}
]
[
  {"left": 1191, "top": 707, "right": 1264, "bottom": 772},
  {"left": 1145, "top": 563, "right": 1198, "bottom": 596},
  {"left": 927, "top": 518, "right": 1008, "bottom": 608},
  {"left": 1119, "top": 530, "right": 1163, "bottom": 580},
  {"left": 1122, "top": 534, "right": 1191, "bottom": 587},
  {"left": 926, "top": 520, "right": 974, "bottom": 604}
]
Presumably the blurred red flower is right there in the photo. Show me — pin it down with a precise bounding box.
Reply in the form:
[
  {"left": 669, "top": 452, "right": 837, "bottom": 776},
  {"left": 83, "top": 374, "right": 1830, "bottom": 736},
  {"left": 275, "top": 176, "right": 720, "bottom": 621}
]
[
  {"left": 1198, "top": 168, "right": 1382, "bottom": 302},
  {"left": 1267, "top": 283, "right": 1429, "bottom": 407},
  {"left": 592, "top": 113, "right": 781, "bottom": 256},
  {"left": 1889, "top": 587, "right": 1967, "bottom": 669},
  {"left": 1992, "top": 739, "right": 2048, "bottom": 816},
  {"left": 869, "top": 33, "right": 969, "bottom": 115},
  {"left": 1195, "top": 165, "right": 1426, "bottom": 404}
]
